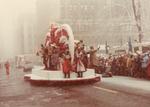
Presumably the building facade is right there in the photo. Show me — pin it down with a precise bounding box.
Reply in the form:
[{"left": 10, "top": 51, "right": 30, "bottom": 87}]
[
  {"left": 59, "top": 0, "right": 141, "bottom": 46},
  {"left": 60, "top": 0, "right": 99, "bottom": 32}
]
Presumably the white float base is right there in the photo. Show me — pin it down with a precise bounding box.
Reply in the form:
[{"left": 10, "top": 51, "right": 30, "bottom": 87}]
[{"left": 24, "top": 66, "right": 101, "bottom": 86}]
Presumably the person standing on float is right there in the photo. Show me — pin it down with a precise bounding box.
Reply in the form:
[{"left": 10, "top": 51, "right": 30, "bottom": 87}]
[
  {"left": 80, "top": 46, "right": 88, "bottom": 70},
  {"left": 47, "top": 44, "right": 53, "bottom": 70},
  {"left": 51, "top": 45, "right": 59, "bottom": 70},
  {"left": 40, "top": 44, "right": 48, "bottom": 70},
  {"left": 62, "top": 51, "right": 71, "bottom": 78},
  {"left": 76, "top": 47, "right": 86, "bottom": 78}
]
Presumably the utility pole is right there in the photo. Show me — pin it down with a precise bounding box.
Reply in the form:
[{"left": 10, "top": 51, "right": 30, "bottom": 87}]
[{"left": 105, "top": 41, "right": 109, "bottom": 54}]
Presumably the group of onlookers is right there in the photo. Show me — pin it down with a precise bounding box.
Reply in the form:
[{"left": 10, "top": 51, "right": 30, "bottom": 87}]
[{"left": 95, "top": 52, "right": 150, "bottom": 79}]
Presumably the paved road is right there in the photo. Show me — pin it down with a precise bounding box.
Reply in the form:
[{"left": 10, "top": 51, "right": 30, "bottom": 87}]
[{"left": 0, "top": 68, "right": 150, "bottom": 107}]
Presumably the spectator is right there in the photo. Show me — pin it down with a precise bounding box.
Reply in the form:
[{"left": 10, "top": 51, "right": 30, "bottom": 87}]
[
  {"left": 5, "top": 61, "right": 10, "bottom": 75},
  {"left": 141, "top": 54, "right": 149, "bottom": 78}
]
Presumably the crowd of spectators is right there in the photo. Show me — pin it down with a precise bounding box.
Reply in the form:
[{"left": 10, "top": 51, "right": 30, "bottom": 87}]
[{"left": 95, "top": 52, "right": 150, "bottom": 79}]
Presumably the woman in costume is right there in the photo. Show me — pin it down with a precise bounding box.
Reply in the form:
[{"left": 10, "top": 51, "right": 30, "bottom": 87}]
[{"left": 75, "top": 46, "right": 86, "bottom": 78}]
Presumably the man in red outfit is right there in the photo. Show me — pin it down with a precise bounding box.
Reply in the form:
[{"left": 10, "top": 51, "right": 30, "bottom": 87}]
[{"left": 62, "top": 51, "right": 71, "bottom": 78}]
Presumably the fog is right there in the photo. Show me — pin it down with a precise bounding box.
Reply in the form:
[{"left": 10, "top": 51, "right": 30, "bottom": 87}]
[
  {"left": 0, "top": 0, "right": 150, "bottom": 59},
  {"left": 0, "top": 0, "right": 37, "bottom": 59},
  {"left": 0, "top": 0, "right": 60, "bottom": 59}
]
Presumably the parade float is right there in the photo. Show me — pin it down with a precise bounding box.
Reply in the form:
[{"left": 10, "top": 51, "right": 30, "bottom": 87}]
[{"left": 24, "top": 23, "right": 101, "bottom": 86}]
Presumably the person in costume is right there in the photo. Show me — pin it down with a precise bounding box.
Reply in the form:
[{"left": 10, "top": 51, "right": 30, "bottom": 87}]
[
  {"left": 51, "top": 45, "right": 59, "bottom": 70},
  {"left": 75, "top": 45, "right": 86, "bottom": 78},
  {"left": 40, "top": 44, "right": 48, "bottom": 70},
  {"left": 47, "top": 44, "right": 53, "bottom": 70},
  {"left": 62, "top": 51, "right": 71, "bottom": 78},
  {"left": 80, "top": 46, "right": 88, "bottom": 70}
]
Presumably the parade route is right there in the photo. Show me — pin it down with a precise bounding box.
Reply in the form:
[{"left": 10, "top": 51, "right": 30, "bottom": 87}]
[
  {"left": 1, "top": 0, "right": 150, "bottom": 107},
  {"left": 0, "top": 69, "right": 150, "bottom": 107}
]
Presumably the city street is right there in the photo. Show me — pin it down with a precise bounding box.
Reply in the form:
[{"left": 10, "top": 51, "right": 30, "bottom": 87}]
[
  {"left": 1, "top": 0, "right": 150, "bottom": 107},
  {"left": 0, "top": 68, "right": 150, "bottom": 107}
]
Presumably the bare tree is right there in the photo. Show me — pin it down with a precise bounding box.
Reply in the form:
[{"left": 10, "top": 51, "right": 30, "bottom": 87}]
[{"left": 132, "top": 0, "right": 143, "bottom": 43}]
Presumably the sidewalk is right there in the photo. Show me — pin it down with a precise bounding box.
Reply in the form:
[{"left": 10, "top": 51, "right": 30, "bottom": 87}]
[{"left": 102, "top": 76, "right": 150, "bottom": 92}]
